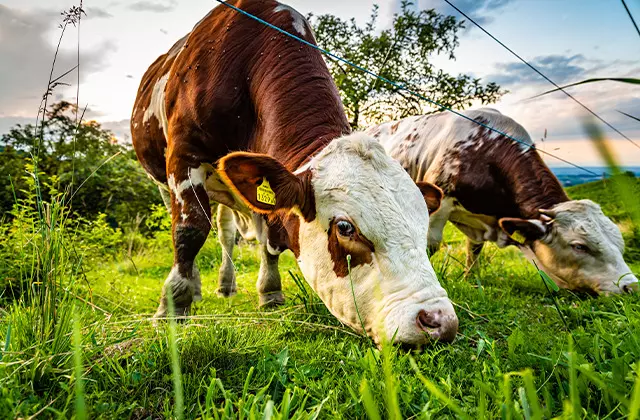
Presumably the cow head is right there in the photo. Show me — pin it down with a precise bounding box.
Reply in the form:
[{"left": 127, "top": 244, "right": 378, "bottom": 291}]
[
  {"left": 499, "top": 200, "right": 638, "bottom": 294},
  {"left": 219, "top": 133, "right": 458, "bottom": 346}
]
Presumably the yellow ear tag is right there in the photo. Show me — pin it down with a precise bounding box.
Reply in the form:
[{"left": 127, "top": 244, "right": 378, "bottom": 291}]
[
  {"left": 511, "top": 230, "right": 526, "bottom": 245},
  {"left": 256, "top": 177, "right": 276, "bottom": 206}
]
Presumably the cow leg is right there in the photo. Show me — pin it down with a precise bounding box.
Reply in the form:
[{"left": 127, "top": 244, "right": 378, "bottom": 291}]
[
  {"left": 466, "top": 238, "right": 485, "bottom": 273},
  {"left": 155, "top": 161, "right": 210, "bottom": 318},
  {"left": 427, "top": 198, "right": 454, "bottom": 256},
  {"left": 159, "top": 186, "right": 172, "bottom": 214},
  {"left": 257, "top": 243, "right": 284, "bottom": 307},
  {"left": 216, "top": 204, "right": 237, "bottom": 297}
]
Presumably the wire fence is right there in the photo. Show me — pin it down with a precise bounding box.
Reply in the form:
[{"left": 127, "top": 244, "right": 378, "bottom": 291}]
[
  {"left": 442, "top": 0, "right": 640, "bottom": 151},
  {"left": 212, "top": 0, "right": 625, "bottom": 177}
]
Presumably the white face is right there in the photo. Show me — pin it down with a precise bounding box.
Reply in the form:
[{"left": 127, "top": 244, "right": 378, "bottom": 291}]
[
  {"left": 530, "top": 200, "right": 638, "bottom": 294},
  {"left": 295, "top": 133, "right": 458, "bottom": 346}
]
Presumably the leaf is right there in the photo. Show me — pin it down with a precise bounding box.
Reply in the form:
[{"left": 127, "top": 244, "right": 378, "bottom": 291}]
[
  {"left": 539, "top": 270, "right": 560, "bottom": 292},
  {"left": 359, "top": 379, "right": 382, "bottom": 420},
  {"left": 531, "top": 78, "right": 640, "bottom": 98}
]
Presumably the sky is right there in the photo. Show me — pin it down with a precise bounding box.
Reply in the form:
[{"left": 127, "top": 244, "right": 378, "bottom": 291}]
[{"left": 1, "top": 0, "right": 639, "bottom": 167}]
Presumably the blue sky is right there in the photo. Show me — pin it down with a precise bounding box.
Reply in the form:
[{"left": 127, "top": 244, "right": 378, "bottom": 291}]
[{"left": 1, "top": 0, "right": 639, "bottom": 166}]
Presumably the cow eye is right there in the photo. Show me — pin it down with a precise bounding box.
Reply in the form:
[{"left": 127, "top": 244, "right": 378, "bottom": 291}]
[
  {"left": 336, "top": 220, "right": 355, "bottom": 237},
  {"left": 572, "top": 243, "right": 590, "bottom": 254}
]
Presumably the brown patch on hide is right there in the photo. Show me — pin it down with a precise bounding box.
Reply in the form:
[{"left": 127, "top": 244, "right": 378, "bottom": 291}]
[
  {"left": 389, "top": 121, "right": 401, "bottom": 134},
  {"left": 327, "top": 219, "right": 375, "bottom": 277},
  {"left": 445, "top": 117, "right": 569, "bottom": 220}
]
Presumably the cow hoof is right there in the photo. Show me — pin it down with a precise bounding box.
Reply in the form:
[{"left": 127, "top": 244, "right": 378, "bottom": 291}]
[
  {"left": 216, "top": 287, "right": 237, "bottom": 298},
  {"left": 152, "top": 305, "right": 190, "bottom": 323},
  {"left": 259, "top": 291, "right": 285, "bottom": 308}
]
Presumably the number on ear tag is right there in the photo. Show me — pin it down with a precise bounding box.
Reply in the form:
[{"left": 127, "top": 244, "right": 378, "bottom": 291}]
[
  {"left": 256, "top": 177, "right": 276, "bottom": 206},
  {"left": 511, "top": 230, "right": 526, "bottom": 245}
]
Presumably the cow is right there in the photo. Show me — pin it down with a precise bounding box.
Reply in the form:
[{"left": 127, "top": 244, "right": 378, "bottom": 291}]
[
  {"left": 368, "top": 108, "right": 639, "bottom": 295},
  {"left": 130, "top": 0, "right": 458, "bottom": 346}
]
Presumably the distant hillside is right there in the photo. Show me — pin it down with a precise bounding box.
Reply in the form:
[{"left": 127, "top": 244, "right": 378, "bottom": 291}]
[
  {"left": 566, "top": 174, "right": 640, "bottom": 222},
  {"left": 552, "top": 166, "right": 640, "bottom": 187}
]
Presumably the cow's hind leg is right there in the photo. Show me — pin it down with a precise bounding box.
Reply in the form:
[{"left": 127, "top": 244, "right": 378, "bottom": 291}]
[
  {"left": 216, "top": 204, "right": 237, "bottom": 297},
  {"left": 465, "top": 238, "right": 484, "bottom": 274},
  {"left": 257, "top": 243, "right": 284, "bottom": 307},
  {"left": 427, "top": 198, "right": 454, "bottom": 256},
  {"left": 155, "top": 160, "right": 210, "bottom": 318},
  {"left": 159, "top": 186, "right": 172, "bottom": 214}
]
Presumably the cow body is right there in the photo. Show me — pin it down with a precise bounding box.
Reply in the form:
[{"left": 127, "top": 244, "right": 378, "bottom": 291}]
[
  {"left": 131, "top": 0, "right": 458, "bottom": 345},
  {"left": 369, "top": 109, "right": 638, "bottom": 294}
]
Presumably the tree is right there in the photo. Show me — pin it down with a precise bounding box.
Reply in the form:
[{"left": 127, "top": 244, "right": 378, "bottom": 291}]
[
  {"left": 311, "top": 1, "right": 505, "bottom": 128},
  {"left": 0, "top": 102, "right": 161, "bottom": 228}
]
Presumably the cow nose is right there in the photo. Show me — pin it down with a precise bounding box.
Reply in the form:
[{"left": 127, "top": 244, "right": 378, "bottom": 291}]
[
  {"left": 416, "top": 309, "right": 458, "bottom": 343},
  {"left": 622, "top": 282, "right": 638, "bottom": 294}
]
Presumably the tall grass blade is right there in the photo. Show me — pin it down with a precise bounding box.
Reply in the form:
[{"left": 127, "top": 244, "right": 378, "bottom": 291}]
[
  {"left": 359, "top": 379, "right": 382, "bottom": 420},
  {"left": 629, "top": 364, "right": 640, "bottom": 420},
  {"left": 568, "top": 338, "right": 580, "bottom": 420},
  {"left": 521, "top": 370, "right": 543, "bottom": 420},
  {"left": 503, "top": 374, "right": 513, "bottom": 420},
  {"left": 409, "top": 357, "right": 469, "bottom": 419},
  {"left": 381, "top": 344, "right": 401, "bottom": 420},
  {"left": 532, "top": 78, "right": 640, "bottom": 98},
  {"left": 1, "top": 323, "right": 10, "bottom": 362},
  {"left": 584, "top": 120, "right": 640, "bottom": 226},
  {"left": 73, "top": 307, "right": 86, "bottom": 420},
  {"left": 538, "top": 269, "right": 559, "bottom": 292},
  {"left": 165, "top": 290, "right": 184, "bottom": 420},
  {"left": 347, "top": 255, "right": 367, "bottom": 337}
]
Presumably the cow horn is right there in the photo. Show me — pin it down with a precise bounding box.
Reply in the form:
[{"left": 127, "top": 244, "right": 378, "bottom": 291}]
[
  {"left": 540, "top": 214, "right": 553, "bottom": 224},
  {"left": 539, "top": 208, "right": 556, "bottom": 219}
]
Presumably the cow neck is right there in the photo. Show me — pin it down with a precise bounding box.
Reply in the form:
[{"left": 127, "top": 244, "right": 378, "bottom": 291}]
[
  {"left": 499, "top": 148, "right": 569, "bottom": 219},
  {"left": 248, "top": 43, "right": 351, "bottom": 171}
]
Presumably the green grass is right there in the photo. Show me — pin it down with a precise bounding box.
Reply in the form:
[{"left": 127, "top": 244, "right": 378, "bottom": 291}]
[{"left": 2, "top": 179, "right": 640, "bottom": 418}]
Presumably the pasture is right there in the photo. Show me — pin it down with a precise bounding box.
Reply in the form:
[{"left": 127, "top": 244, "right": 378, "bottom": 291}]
[
  {"left": 1, "top": 178, "right": 640, "bottom": 418},
  {"left": 2, "top": 1, "right": 640, "bottom": 418}
]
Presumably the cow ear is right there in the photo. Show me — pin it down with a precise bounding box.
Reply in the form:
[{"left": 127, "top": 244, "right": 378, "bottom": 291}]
[
  {"left": 416, "top": 182, "right": 443, "bottom": 214},
  {"left": 218, "top": 152, "right": 310, "bottom": 215},
  {"left": 499, "top": 217, "right": 549, "bottom": 245}
]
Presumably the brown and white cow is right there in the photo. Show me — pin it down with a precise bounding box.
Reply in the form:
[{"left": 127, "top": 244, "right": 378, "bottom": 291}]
[
  {"left": 368, "top": 108, "right": 638, "bottom": 294},
  {"left": 130, "top": 0, "right": 458, "bottom": 345}
]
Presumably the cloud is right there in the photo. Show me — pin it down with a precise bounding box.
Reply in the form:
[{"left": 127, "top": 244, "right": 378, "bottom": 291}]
[
  {"left": 0, "top": 5, "right": 116, "bottom": 131},
  {"left": 128, "top": 1, "right": 177, "bottom": 13},
  {"left": 487, "top": 54, "right": 594, "bottom": 86},
  {"left": 0, "top": 117, "right": 35, "bottom": 138},
  {"left": 85, "top": 7, "right": 113, "bottom": 19},
  {"left": 100, "top": 119, "right": 132, "bottom": 142},
  {"left": 410, "top": 0, "right": 516, "bottom": 27}
]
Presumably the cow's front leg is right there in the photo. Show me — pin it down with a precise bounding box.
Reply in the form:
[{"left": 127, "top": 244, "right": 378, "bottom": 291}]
[
  {"left": 257, "top": 243, "right": 284, "bottom": 307},
  {"left": 216, "top": 204, "right": 237, "bottom": 297},
  {"left": 155, "top": 162, "right": 211, "bottom": 318}
]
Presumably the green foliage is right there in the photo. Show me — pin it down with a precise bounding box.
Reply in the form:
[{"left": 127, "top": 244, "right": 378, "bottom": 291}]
[
  {"left": 311, "top": 0, "right": 505, "bottom": 128},
  {"left": 2, "top": 187, "right": 640, "bottom": 418},
  {"left": 0, "top": 101, "right": 161, "bottom": 228}
]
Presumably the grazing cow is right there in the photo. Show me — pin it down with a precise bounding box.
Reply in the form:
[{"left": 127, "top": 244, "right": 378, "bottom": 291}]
[
  {"left": 130, "top": 0, "right": 458, "bottom": 345},
  {"left": 368, "top": 108, "right": 639, "bottom": 294}
]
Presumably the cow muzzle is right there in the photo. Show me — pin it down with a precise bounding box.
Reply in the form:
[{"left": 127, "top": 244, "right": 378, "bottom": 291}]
[
  {"left": 416, "top": 309, "right": 458, "bottom": 343},
  {"left": 620, "top": 275, "right": 639, "bottom": 294}
]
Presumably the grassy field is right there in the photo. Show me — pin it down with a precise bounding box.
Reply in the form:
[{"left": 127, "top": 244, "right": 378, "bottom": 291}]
[{"left": 2, "top": 178, "right": 640, "bottom": 419}]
